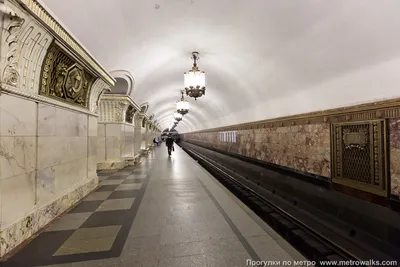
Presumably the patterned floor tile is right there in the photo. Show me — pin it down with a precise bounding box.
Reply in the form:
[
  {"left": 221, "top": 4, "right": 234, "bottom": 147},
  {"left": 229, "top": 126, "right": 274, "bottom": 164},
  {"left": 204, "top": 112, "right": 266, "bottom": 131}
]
[
  {"left": 100, "top": 179, "right": 124, "bottom": 185},
  {"left": 84, "top": 191, "right": 113, "bottom": 201},
  {"left": 116, "top": 184, "right": 143, "bottom": 191},
  {"left": 53, "top": 225, "right": 122, "bottom": 256},
  {"left": 96, "top": 198, "right": 136, "bottom": 211},
  {"left": 46, "top": 213, "right": 92, "bottom": 232},
  {"left": 81, "top": 210, "right": 133, "bottom": 228},
  {"left": 105, "top": 176, "right": 126, "bottom": 180},
  {"left": 122, "top": 179, "right": 144, "bottom": 184},
  {"left": 114, "top": 172, "right": 132, "bottom": 175},
  {"left": 108, "top": 190, "right": 141, "bottom": 199},
  {"left": 69, "top": 201, "right": 104, "bottom": 213},
  {"left": 96, "top": 185, "right": 120, "bottom": 192},
  {"left": 127, "top": 174, "right": 147, "bottom": 179}
]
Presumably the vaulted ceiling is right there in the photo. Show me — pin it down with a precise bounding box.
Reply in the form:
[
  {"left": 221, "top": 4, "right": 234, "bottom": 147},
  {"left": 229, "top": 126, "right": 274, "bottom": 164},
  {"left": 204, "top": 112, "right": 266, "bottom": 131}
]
[{"left": 40, "top": 0, "right": 400, "bottom": 133}]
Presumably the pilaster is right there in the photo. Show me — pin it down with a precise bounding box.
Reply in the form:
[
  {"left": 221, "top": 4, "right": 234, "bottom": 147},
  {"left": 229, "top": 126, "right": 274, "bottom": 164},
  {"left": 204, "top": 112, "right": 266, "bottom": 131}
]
[
  {"left": 135, "top": 112, "right": 145, "bottom": 154},
  {"left": 97, "top": 94, "right": 138, "bottom": 170}
]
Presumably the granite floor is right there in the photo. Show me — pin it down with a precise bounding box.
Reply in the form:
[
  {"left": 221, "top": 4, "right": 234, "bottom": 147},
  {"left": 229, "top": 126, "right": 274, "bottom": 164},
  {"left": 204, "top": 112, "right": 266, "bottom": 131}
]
[{"left": 0, "top": 145, "right": 305, "bottom": 267}]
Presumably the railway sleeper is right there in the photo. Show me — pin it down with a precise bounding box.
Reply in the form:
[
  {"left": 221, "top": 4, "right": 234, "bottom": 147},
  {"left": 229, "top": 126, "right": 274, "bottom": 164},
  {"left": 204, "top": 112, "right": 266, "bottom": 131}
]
[
  {"left": 291, "top": 229, "right": 335, "bottom": 263},
  {"left": 269, "top": 213, "right": 297, "bottom": 237}
]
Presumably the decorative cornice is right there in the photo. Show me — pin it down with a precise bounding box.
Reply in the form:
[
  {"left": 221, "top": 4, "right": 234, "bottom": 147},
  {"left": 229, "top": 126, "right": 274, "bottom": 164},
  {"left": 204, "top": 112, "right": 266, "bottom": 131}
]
[
  {"left": 188, "top": 98, "right": 400, "bottom": 133},
  {"left": 14, "top": 0, "right": 115, "bottom": 86}
]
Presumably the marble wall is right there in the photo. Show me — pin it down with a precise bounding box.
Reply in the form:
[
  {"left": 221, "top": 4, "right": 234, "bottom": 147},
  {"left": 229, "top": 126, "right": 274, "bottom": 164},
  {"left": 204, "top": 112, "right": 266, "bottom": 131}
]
[
  {"left": 183, "top": 124, "right": 331, "bottom": 177},
  {"left": 97, "top": 122, "right": 136, "bottom": 170},
  {"left": 0, "top": 93, "right": 98, "bottom": 256},
  {"left": 183, "top": 120, "right": 400, "bottom": 199},
  {"left": 141, "top": 127, "right": 147, "bottom": 150}
]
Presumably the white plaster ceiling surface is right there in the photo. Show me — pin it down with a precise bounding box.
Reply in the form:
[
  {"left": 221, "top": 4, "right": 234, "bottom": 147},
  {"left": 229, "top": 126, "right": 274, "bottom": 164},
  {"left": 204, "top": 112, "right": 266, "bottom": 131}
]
[{"left": 40, "top": 0, "right": 400, "bottom": 133}]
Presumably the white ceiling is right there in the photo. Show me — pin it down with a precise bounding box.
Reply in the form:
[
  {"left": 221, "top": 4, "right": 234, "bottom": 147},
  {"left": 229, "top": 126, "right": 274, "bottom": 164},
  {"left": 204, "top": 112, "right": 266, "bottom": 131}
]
[{"left": 40, "top": 0, "right": 400, "bottom": 133}]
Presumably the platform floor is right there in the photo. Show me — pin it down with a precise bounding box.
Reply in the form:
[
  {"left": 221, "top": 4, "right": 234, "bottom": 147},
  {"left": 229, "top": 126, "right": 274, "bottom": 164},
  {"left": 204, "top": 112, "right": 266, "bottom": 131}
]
[{"left": 2, "top": 145, "right": 305, "bottom": 267}]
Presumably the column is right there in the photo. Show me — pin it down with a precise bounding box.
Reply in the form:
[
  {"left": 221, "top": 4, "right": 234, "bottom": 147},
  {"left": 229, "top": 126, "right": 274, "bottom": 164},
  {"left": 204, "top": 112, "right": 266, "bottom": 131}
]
[
  {"left": 97, "top": 95, "right": 137, "bottom": 170},
  {"left": 134, "top": 112, "right": 144, "bottom": 157},
  {"left": 142, "top": 120, "right": 150, "bottom": 152}
]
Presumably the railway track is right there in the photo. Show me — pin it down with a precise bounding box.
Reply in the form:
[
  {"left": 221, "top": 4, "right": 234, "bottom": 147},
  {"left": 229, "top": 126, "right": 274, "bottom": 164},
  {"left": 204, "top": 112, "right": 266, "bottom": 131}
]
[{"left": 179, "top": 143, "right": 395, "bottom": 266}]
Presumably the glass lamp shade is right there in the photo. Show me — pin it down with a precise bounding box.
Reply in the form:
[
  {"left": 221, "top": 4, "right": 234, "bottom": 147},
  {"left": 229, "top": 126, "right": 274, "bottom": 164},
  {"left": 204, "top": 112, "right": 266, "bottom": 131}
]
[
  {"left": 184, "top": 70, "right": 206, "bottom": 100},
  {"left": 176, "top": 100, "right": 189, "bottom": 115},
  {"left": 184, "top": 70, "right": 205, "bottom": 89},
  {"left": 173, "top": 112, "right": 182, "bottom": 121}
]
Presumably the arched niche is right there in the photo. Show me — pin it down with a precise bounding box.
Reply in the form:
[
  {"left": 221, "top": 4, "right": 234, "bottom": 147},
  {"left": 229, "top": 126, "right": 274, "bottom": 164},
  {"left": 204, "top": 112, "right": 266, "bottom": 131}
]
[
  {"left": 107, "top": 70, "right": 135, "bottom": 95},
  {"left": 125, "top": 105, "right": 135, "bottom": 124},
  {"left": 140, "top": 102, "right": 149, "bottom": 113}
]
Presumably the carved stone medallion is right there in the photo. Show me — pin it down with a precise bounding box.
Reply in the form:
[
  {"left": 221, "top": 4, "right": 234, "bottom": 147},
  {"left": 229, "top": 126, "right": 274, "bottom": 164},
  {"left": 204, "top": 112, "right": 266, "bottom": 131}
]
[{"left": 40, "top": 42, "right": 95, "bottom": 108}]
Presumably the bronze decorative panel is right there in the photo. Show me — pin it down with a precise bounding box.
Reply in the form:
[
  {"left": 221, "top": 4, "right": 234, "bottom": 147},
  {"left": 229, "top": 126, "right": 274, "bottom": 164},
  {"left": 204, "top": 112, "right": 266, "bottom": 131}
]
[
  {"left": 331, "top": 120, "right": 388, "bottom": 196},
  {"left": 40, "top": 41, "right": 95, "bottom": 108}
]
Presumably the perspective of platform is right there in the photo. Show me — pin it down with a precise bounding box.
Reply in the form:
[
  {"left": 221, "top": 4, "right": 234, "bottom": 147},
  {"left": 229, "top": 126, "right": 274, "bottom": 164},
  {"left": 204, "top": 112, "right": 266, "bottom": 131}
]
[{"left": 0, "top": 0, "right": 400, "bottom": 266}]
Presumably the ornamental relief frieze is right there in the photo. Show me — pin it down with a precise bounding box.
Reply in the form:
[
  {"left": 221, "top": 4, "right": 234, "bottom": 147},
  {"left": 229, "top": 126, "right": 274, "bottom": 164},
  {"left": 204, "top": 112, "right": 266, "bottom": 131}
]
[
  {"left": 2, "top": 14, "right": 25, "bottom": 87},
  {"left": 39, "top": 41, "right": 96, "bottom": 108},
  {"left": 1, "top": 1, "right": 54, "bottom": 93}
]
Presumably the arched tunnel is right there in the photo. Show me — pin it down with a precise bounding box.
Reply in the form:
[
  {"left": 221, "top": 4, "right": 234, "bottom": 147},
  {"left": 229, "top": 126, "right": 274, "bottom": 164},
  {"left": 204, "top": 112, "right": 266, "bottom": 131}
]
[{"left": 0, "top": 0, "right": 400, "bottom": 266}]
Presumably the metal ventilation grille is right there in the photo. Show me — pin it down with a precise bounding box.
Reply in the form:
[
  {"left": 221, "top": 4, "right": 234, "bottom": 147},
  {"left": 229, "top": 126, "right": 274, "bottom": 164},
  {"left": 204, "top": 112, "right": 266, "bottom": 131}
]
[
  {"left": 341, "top": 124, "right": 371, "bottom": 184},
  {"left": 331, "top": 120, "right": 387, "bottom": 196}
]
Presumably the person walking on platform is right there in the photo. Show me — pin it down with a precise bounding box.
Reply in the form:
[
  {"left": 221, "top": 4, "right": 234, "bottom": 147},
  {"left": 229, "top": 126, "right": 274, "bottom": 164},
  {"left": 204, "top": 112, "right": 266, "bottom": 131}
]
[
  {"left": 153, "top": 138, "right": 158, "bottom": 146},
  {"left": 165, "top": 135, "right": 174, "bottom": 156}
]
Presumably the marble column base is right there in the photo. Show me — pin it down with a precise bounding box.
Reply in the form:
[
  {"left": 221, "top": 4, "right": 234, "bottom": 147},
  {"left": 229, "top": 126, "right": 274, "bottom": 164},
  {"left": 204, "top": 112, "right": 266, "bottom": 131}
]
[
  {"left": 140, "top": 148, "right": 150, "bottom": 155},
  {"left": 125, "top": 154, "right": 141, "bottom": 166},
  {"left": 97, "top": 160, "right": 127, "bottom": 171},
  {"left": 0, "top": 178, "right": 98, "bottom": 257}
]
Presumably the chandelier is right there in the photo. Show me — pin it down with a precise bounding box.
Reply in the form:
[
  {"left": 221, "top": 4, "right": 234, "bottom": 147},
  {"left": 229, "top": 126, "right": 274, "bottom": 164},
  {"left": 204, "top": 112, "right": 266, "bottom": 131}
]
[
  {"left": 173, "top": 112, "right": 182, "bottom": 122},
  {"left": 176, "top": 91, "right": 189, "bottom": 115},
  {"left": 184, "top": 52, "right": 205, "bottom": 100}
]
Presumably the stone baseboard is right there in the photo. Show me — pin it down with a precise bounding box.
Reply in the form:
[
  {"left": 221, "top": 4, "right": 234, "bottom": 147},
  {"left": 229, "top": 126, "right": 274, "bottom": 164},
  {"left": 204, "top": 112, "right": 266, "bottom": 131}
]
[
  {"left": 125, "top": 154, "right": 141, "bottom": 166},
  {"left": 0, "top": 178, "right": 98, "bottom": 258},
  {"left": 97, "top": 160, "right": 127, "bottom": 170}
]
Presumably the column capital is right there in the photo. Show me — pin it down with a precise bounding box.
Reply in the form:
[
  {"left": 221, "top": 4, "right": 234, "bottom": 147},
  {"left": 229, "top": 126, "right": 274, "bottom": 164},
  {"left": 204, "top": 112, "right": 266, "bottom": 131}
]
[
  {"left": 134, "top": 112, "right": 145, "bottom": 127},
  {"left": 98, "top": 94, "right": 138, "bottom": 123}
]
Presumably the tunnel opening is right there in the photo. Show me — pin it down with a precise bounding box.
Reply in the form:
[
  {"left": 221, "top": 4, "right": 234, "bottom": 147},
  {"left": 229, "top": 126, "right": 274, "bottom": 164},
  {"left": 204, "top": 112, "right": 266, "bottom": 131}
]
[{"left": 161, "top": 128, "right": 180, "bottom": 141}]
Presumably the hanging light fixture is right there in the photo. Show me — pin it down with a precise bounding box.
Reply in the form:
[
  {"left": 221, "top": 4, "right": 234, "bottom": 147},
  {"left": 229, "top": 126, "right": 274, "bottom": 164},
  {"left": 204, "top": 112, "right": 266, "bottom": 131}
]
[
  {"left": 173, "top": 112, "right": 182, "bottom": 122},
  {"left": 176, "top": 91, "right": 189, "bottom": 115},
  {"left": 184, "top": 52, "right": 205, "bottom": 100}
]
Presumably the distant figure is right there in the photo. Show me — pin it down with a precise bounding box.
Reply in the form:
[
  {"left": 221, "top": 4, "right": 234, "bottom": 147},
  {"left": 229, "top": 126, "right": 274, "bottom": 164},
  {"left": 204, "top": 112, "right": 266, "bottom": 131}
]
[
  {"left": 165, "top": 135, "right": 174, "bottom": 156},
  {"left": 158, "top": 136, "right": 162, "bottom": 144},
  {"left": 153, "top": 138, "right": 158, "bottom": 146}
]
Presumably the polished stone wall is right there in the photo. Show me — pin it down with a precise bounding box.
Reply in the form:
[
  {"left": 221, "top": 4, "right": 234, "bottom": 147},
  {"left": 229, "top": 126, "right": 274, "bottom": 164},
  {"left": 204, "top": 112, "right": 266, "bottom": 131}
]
[
  {"left": 183, "top": 119, "right": 400, "bottom": 199},
  {"left": 97, "top": 123, "right": 136, "bottom": 170},
  {"left": 0, "top": 93, "right": 98, "bottom": 256},
  {"left": 183, "top": 124, "right": 331, "bottom": 177}
]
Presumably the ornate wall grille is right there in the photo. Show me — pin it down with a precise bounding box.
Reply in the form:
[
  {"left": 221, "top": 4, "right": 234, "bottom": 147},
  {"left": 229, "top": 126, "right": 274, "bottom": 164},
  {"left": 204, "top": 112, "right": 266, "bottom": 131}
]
[
  {"left": 331, "top": 120, "right": 387, "bottom": 196},
  {"left": 40, "top": 41, "right": 95, "bottom": 108}
]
